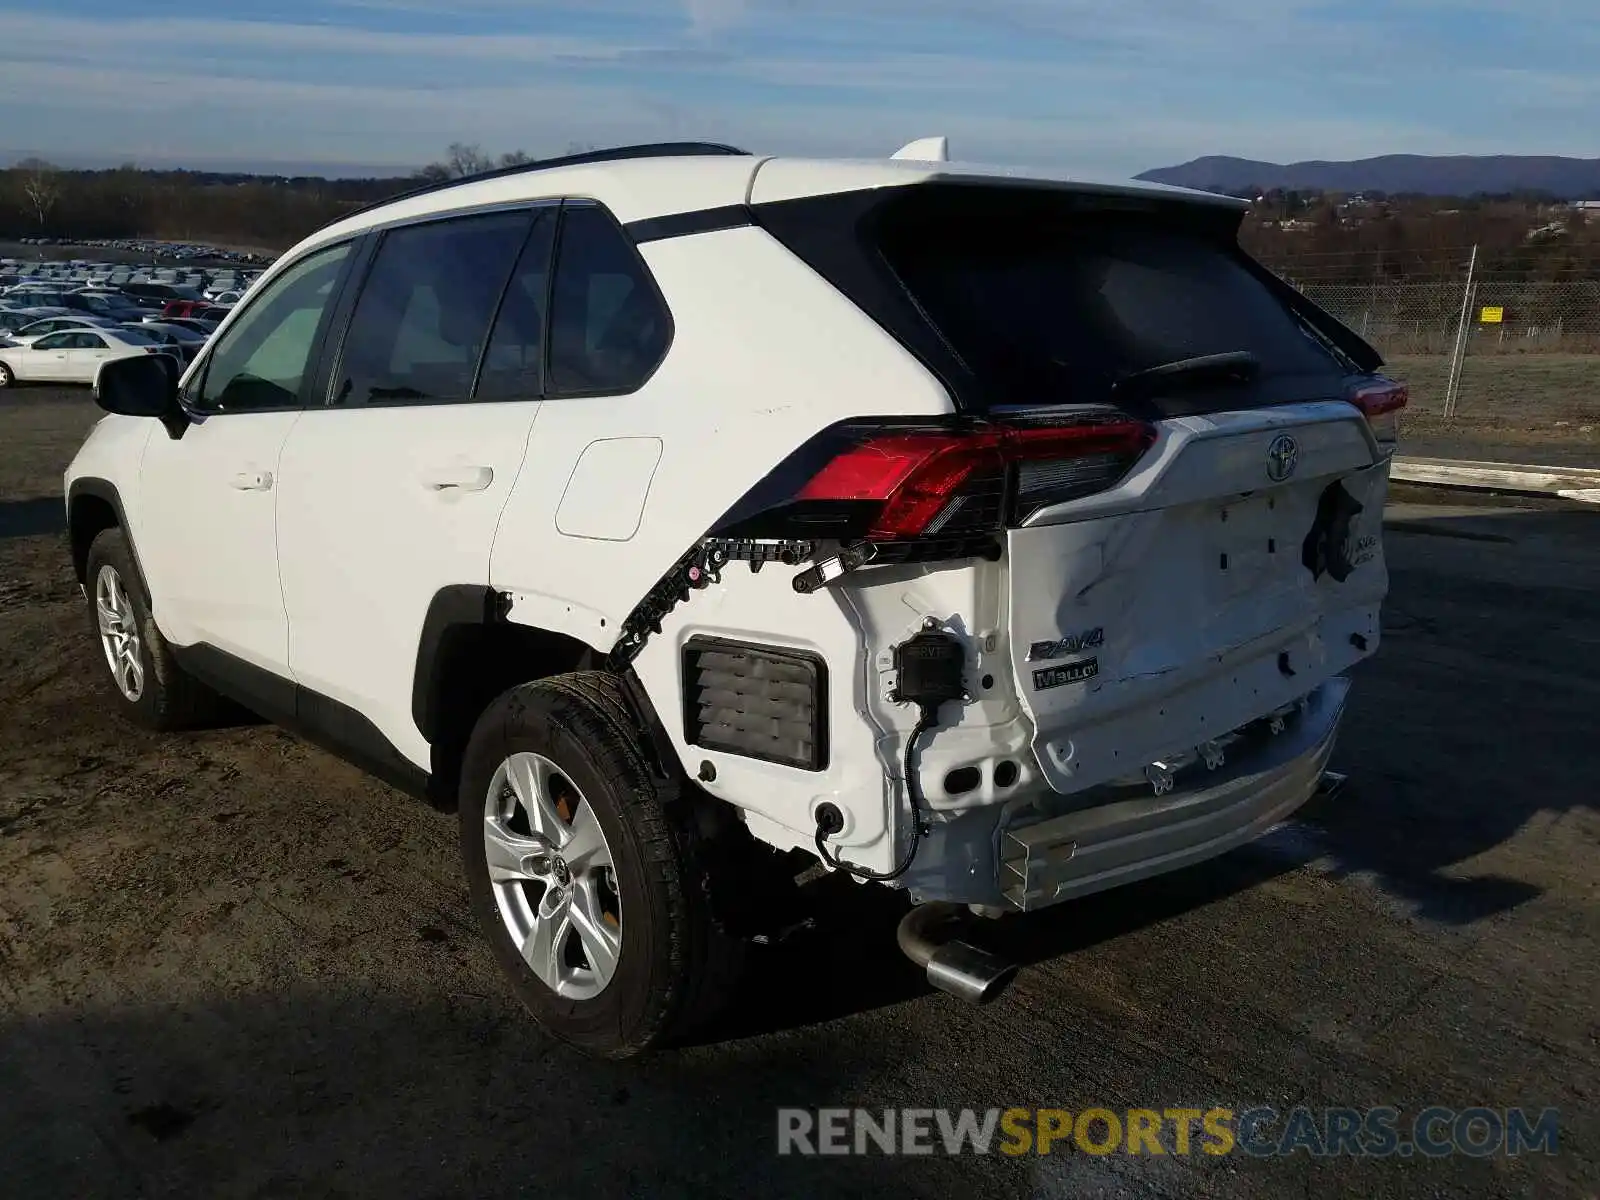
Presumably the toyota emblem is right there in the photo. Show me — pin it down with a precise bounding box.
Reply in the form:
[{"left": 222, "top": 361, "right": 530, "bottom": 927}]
[{"left": 1266, "top": 434, "right": 1300, "bottom": 483}]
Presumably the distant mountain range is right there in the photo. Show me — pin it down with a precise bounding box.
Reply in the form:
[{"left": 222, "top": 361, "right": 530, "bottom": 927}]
[{"left": 1136, "top": 155, "right": 1600, "bottom": 199}]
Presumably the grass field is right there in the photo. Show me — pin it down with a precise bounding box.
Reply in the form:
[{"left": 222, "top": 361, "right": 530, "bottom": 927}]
[{"left": 1384, "top": 353, "right": 1600, "bottom": 463}]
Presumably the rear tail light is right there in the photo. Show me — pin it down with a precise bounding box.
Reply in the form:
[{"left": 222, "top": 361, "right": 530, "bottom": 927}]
[
  {"left": 1348, "top": 377, "right": 1407, "bottom": 452},
  {"left": 715, "top": 416, "right": 1156, "bottom": 551},
  {"left": 796, "top": 432, "right": 1007, "bottom": 540}
]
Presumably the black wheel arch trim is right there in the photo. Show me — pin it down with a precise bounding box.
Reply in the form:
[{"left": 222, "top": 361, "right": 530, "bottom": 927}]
[
  {"left": 67, "top": 478, "right": 153, "bottom": 600},
  {"left": 411, "top": 584, "right": 678, "bottom": 782},
  {"left": 412, "top": 584, "right": 506, "bottom": 743}
]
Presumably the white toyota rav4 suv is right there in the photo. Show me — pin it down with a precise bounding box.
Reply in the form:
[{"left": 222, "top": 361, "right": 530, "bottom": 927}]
[{"left": 65, "top": 140, "right": 1402, "bottom": 1057}]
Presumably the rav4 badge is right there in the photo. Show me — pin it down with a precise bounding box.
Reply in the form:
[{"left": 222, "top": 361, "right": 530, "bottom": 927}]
[{"left": 1027, "top": 627, "right": 1105, "bottom": 663}]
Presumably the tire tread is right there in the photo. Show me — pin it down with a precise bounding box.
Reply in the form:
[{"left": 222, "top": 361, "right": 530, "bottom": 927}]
[{"left": 461, "top": 672, "right": 743, "bottom": 1057}]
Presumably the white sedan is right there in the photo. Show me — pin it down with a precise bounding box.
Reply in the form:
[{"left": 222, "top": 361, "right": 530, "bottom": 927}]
[
  {"left": 6, "top": 315, "right": 123, "bottom": 345},
  {"left": 0, "top": 327, "right": 177, "bottom": 388}
]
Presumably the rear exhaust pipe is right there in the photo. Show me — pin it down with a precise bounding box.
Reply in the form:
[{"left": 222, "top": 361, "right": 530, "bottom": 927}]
[{"left": 896, "top": 902, "right": 1019, "bottom": 1005}]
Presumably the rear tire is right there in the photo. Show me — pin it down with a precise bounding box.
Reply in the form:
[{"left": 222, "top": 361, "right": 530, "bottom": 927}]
[
  {"left": 84, "top": 528, "right": 229, "bottom": 731},
  {"left": 459, "top": 672, "right": 743, "bottom": 1058},
  {"left": 0, "top": 361, "right": 13, "bottom": 388}
]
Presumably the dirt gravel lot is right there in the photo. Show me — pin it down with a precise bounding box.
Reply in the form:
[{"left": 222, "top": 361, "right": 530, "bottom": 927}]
[{"left": 2, "top": 388, "right": 1598, "bottom": 1199}]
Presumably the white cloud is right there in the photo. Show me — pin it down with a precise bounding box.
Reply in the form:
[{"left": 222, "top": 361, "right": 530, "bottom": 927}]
[
  {"left": 0, "top": 2, "right": 1594, "bottom": 173},
  {"left": 0, "top": 51, "right": 1509, "bottom": 177},
  {"left": 684, "top": 0, "right": 747, "bottom": 34}
]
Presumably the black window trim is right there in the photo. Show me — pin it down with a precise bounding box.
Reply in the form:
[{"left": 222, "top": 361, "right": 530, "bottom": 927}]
[
  {"left": 182, "top": 236, "right": 363, "bottom": 418},
  {"left": 316, "top": 202, "right": 560, "bottom": 412},
  {"left": 542, "top": 198, "right": 675, "bottom": 402},
  {"left": 308, "top": 196, "right": 673, "bottom": 411},
  {"left": 468, "top": 206, "right": 558, "bottom": 402}
]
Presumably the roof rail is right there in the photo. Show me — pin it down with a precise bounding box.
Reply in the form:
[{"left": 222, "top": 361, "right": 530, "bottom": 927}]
[{"left": 326, "top": 141, "right": 751, "bottom": 228}]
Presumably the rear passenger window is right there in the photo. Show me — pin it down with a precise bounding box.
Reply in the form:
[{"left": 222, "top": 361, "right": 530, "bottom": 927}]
[
  {"left": 335, "top": 212, "right": 530, "bottom": 406},
  {"left": 547, "top": 205, "right": 670, "bottom": 397},
  {"left": 473, "top": 211, "right": 556, "bottom": 402}
]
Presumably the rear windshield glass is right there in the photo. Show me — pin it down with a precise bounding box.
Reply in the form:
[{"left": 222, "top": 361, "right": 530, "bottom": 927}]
[{"left": 869, "top": 188, "right": 1350, "bottom": 414}]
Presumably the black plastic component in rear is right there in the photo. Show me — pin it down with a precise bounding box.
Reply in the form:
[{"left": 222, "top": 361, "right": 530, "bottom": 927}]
[
  {"left": 892, "top": 627, "right": 968, "bottom": 710},
  {"left": 682, "top": 637, "right": 828, "bottom": 771}
]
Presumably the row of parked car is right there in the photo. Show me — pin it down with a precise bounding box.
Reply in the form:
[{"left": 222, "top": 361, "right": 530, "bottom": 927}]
[
  {"left": 12, "top": 236, "right": 270, "bottom": 266},
  {"left": 0, "top": 265, "right": 259, "bottom": 304},
  {"left": 0, "top": 280, "right": 238, "bottom": 387}
]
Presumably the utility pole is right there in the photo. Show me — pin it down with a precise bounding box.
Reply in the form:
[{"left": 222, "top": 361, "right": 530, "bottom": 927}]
[{"left": 1444, "top": 244, "right": 1478, "bottom": 420}]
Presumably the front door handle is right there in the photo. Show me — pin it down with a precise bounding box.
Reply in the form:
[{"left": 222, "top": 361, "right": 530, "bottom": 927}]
[
  {"left": 420, "top": 465, "right": 494, "bottom": 493},
  {"left": 230, "top": 471, "right": 273, "bottom": 492}
]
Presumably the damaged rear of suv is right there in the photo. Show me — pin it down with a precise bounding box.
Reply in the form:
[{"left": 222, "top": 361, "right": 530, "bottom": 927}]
[
  {"left": 654, "top": 166, "right": 1397, "bottom": 977},
  {"left": 66, "top": 142, "right": 1399, "bottom": 1058}
]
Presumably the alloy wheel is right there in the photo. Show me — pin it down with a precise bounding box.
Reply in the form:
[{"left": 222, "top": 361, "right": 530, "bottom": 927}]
[
  {"left": 95, "top": 564, "right": 145, "bottom": 702},
  {"left": 483, "top": 752, "right": 623, "bottom": 999}
]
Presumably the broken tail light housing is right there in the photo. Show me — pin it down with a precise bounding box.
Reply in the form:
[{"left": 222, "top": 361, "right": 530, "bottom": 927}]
[
  {"left": 712, "top": 415, "right": 1156, "bottom": 554},
  {"left": 1348, "top": 377, "right": 1407, "bottom": 453}
]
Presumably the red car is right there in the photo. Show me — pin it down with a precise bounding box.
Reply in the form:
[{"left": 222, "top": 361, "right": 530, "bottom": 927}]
[{"left": 161, "top": 299, "right": 212, "bottom": 319}]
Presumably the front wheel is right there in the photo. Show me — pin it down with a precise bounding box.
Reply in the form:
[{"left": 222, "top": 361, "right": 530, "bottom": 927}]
[
  {"left": 459, "top": 673, "right": 742, "bottom": 1057},
  {"left": 0, "top": 361, "right": 14, "bottom": 388},
  {"left": 83, "top": 528, "right": 228, "bottom": 730}
]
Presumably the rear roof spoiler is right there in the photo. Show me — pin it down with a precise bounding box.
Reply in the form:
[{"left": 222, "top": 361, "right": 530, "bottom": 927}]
[{"left": 892, "top": 137, "right": 950, "bottom": 162}]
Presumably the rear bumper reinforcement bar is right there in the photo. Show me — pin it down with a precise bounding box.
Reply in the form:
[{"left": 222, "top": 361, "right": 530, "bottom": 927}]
[{"left": 999, "top": 677, "right": 1349, "bottom": 911}]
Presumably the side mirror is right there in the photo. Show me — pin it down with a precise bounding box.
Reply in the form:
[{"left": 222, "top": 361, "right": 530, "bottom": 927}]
[{"left": 95, "top": 354, "right": 189, "bottom": 439}]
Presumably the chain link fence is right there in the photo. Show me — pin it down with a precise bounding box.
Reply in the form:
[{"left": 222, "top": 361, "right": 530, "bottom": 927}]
[
  {"left": 1265, "top": 256, "right": 1600, "bottom": 455},
  {"left": 1291, "top": 278, "right": 1600, "bottom": 359}
]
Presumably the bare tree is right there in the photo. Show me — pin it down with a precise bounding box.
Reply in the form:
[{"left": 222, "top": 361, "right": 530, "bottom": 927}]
[
  {"left": 446, "top": 143, "right": 495, "bottom": 178},
  {"left": 564, "top": 141, "right": 599, "bottom": 156},
  {"left": 15, "top": 157, "right": 61, "bottom": 231},
  {"left": 108, "top": 163, "right": 147, "bottom": 231},
  {"left": 415, "top": 145, "right": 534, "bottom": 181}
]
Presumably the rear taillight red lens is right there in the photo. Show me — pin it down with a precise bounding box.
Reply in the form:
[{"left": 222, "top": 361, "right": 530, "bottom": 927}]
[
  {"left": 1348, "top": 377, "right": 1407, "bottom": 450},
  {"left": 791, "top": 418, "right": 1155, "bottom": 541},
  {"left": 797, "top": 433, "right": 1005, "bottom": 540},
  {"left": 1349, "top": 380, "right": 1407, "bottom": 418}
]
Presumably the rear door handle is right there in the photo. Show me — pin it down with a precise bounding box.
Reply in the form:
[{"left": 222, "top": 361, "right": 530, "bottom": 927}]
[
  {"left": 230, "top": 471, "right": 273, "bottom": 491},
  {"left": 421, "top": 465, "right": 494, "bottom": 493}
]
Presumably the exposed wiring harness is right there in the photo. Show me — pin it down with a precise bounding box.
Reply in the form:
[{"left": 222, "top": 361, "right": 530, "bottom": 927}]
[{"left": 814, "top": 705, "right": 939, "bottom": 883}]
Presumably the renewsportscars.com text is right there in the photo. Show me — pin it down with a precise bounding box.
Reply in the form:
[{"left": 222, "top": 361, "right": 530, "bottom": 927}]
[{"left": 776, "top": 1106, "right": 1559, "bottom": 1159}]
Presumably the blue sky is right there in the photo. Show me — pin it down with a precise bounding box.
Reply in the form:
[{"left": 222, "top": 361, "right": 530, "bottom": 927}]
[{"left": 0, "top": 0, "right": 1594, "bottom": 176}]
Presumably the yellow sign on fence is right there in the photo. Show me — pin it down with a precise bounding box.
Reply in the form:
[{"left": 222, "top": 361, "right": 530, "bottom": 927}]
[{"left": 1480, "top": 306, "right": 1505, "bottom": 324}]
